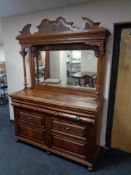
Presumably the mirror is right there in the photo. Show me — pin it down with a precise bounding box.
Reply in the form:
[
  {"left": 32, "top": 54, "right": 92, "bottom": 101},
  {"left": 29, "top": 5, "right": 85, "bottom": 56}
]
[{"left": 34, "top": 50, "right": 97, "bottom": 89}]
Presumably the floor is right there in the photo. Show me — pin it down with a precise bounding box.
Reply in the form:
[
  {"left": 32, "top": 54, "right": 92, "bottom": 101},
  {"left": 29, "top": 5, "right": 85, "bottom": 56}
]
[{"left": 0, "top": 103, "right": 131, "bottom": 175}]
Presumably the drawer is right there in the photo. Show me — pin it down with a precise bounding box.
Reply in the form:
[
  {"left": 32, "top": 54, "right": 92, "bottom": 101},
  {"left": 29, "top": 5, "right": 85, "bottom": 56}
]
[
  {"left": 52, "top": 120, "right": 87, "bottom": 138},
  {"left": 18, "top": 123, "right": 45, "bottom": 143},
  {"left": 52, "top": 135, "right": 87, "bottom": 157},
  {"left": 19, "top": 111, "right": 44, "bottom": 127}
]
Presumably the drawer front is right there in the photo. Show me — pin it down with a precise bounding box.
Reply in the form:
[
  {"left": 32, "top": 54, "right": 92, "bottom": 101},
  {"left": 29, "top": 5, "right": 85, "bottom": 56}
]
[
  {"left": 18, "top": 124, "right": 44, "bottom": 143},
  {"left": 19, "top": 111, "right": 44, "bottom": 127},
  {"left": 52, "top": 120, "right": 87, "bottom": 138},
  {"left": 52, "top": 135, "right": 87, "bottom": 156}
]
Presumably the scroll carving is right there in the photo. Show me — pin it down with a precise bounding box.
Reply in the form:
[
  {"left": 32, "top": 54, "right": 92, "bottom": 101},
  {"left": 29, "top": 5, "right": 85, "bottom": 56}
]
[
  {"left": 18, "top": 24, "right": 31, "bottom": 37},
  {"left": 84, "top": 41, "right": 104, "bottom": 57},
  {"left": 36, "top": 17, "right": 77, "bottom": 33},
  {"left": 82, "top": 17, "right": 100, "bottom": 30},
  {"left": 17, "top": 17, "right": 108, "bottom": 38}
]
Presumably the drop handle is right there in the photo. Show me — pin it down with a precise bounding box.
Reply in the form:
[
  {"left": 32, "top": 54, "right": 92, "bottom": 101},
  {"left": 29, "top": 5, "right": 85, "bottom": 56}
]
[
  {"left": 54, "top": 112, "right": 59, "bottom": 116},
  {"left": 66, "top": 127, "right": 70, "bottom": 131},
  {"left": 76, "top": 116, "right": 80, "bottom": 121},
  {"left": 28, "top": 117, "right": 32, "bottom": 120}
]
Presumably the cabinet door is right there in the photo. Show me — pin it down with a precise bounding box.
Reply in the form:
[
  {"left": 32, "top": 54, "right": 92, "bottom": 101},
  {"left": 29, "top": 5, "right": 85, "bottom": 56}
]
[
  {"left": 14, "top": 107, "right": 45, "bottom": 145},
  {"left": 51, "top": 118, "right": 88, "bottom": 158},
  {"left": 18, "top": 123, "right": 45, "bottom": 144},
  {"left": 52, "top": 135, "right": 87, "bottom": 158}
]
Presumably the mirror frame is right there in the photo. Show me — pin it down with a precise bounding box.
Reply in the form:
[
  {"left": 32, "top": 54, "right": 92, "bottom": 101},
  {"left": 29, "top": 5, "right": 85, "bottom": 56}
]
[
  {"left": 32, "top": 45, "right": 98, "bottom": 89},
  {"left": 17, "top": 17, "right": 110, "bottom": 97}
]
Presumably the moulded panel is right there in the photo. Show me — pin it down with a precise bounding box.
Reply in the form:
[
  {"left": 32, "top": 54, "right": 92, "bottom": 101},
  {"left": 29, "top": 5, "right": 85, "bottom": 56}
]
[
  {"left": 18, "top": 123, "right": 45, "bottom": 143},
  {"left": 52, "top": 135, "right": 87, "bottom": 157}
]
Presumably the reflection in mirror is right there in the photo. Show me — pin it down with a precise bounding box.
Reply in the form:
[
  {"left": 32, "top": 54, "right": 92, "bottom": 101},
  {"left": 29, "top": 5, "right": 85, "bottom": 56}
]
[{"left": 34, "top": 50, "right": 97, "bottom": 89}]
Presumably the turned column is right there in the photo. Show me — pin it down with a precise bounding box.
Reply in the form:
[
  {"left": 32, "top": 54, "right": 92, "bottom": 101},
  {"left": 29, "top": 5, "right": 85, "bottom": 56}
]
[
  {"left": 95, "top": 43, "right": 105, "bottom": 98},
  {"left": 20, "top": 47, "right": 28, "bottom": 89}
]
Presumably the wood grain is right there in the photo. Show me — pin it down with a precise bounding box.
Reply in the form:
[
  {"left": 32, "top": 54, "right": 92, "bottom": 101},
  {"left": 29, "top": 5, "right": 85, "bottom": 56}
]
[
  {"left": 111, "top": 29, "right": 131, "bottom": 153},
  {"left": 10, "top": 17, "right": 110, "bottom": 170}
]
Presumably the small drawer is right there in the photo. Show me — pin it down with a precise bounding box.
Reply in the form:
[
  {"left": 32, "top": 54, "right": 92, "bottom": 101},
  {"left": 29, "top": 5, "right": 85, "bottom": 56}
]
[
  {"left": 52, "top": 120, "right": 87, "bottom": 138},
  {"left": 18, "top": 124, "right": 45, "bottom": 143},
  {"left": 19, "top": 111, "right": 44, "bottom": 127}
]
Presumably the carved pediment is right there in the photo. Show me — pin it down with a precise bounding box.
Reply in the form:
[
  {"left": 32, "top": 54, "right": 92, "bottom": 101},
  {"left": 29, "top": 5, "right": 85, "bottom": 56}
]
[
  {"left": 36, "top": 17, "right": 77, "bottom": 33},
  {"left": 17, "top": 17, "right": 103, "bottom": 38}
]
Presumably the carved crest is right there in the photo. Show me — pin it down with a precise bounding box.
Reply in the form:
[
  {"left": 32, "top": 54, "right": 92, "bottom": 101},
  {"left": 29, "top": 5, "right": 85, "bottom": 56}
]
[
  {"left": 36, "top": 17, "right": 77, "bottom": 33},
  {"left": 19, "top": 24, "right": 31, "bottom": 36},
  {"left": 82, "top": 17, "right": 100, "bottom": 29},
  {"left": 16, "top": 17, "right": 107, "bottom": 38}
]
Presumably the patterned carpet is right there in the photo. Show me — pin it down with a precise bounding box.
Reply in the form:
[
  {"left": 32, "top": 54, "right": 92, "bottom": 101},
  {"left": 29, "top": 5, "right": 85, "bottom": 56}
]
[{"left": 0, "top": 103, "right": 131, "bottom": 175}]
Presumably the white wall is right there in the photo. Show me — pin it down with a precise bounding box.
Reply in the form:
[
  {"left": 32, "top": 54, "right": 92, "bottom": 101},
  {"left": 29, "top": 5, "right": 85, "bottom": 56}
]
[
  {"left": 0, "top": 19, "right": 3, "bottom": 44},
  {"left": 81, "top": 50, "right": 97, "bottom": 73},
  {"left": 2, "top": 0, "right": 131, "bottom": 146},
  {"left": 50, "top": 51, "right": 60, "bottom": 79},
  {"left": 60, "top": 51, "right": 67, "bottom": 86},
  {"left": 0, "top": 44, "right": 5, "bottom": 62}
]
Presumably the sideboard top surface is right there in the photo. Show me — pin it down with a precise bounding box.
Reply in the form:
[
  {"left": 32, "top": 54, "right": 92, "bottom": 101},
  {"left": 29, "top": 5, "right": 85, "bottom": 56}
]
[{"left": 10, "top": 89, "right": 103, "bottom": 112}]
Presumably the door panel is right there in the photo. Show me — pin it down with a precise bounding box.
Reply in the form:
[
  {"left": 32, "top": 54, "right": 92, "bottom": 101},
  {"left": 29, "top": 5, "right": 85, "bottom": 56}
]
[
  {"left": 52, "top": 135, "right": 87, "bottom": 158},
  {"left": 111, "top": 29, "right": 131, "bottom": 153}
]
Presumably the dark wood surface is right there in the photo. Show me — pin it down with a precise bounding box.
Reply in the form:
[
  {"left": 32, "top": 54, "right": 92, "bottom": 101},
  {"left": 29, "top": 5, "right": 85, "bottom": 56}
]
[
  {"left": 11, "top": 88, "right": 103, "bottom": 169},
  {"left": 11, "top": 88, "right": 102, "bottom": 112},
  {"left": 16, "top": 17, "right": 110, "bottom": 97},
  {"left": 10, "top": 17, "right": 110, "bottom": 171}
]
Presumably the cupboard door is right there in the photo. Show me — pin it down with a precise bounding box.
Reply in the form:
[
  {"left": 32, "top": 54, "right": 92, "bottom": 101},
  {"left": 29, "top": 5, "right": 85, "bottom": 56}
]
[
  {"left": 52, "top": 135, "right": 87, "bottom": 158},
  {"left": 18, "top": 123, "right": 45, "bottom": 144},
  {"left": 50, "top": 117, "right": 88, "bottom": 158}
]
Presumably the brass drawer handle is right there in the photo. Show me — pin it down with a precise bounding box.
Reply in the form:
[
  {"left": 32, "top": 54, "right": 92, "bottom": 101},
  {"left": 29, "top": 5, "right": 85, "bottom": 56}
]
[
  {"left": 76, "top": 116, "right": 80, "bottom": 121},
  {"left": 55, "top": 112, "right": 59, "bottom": 116},
  {"left": 65, "top": 127, "right": 70, "bottom": 131},
  {"left": 28, "top": 116, "right": 32, "bottom": 120}
]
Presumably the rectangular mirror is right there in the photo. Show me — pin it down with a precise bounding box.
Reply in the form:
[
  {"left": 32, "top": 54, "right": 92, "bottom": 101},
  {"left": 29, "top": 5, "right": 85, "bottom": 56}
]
[{"left": 34, "top": 50, "right": 97, "bottom": 89}]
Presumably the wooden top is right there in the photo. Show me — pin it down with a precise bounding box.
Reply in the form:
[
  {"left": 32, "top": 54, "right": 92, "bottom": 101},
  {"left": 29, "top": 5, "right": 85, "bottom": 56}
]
[{"left": 10, "top": 88, "right": 103, "bottom": 113}]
